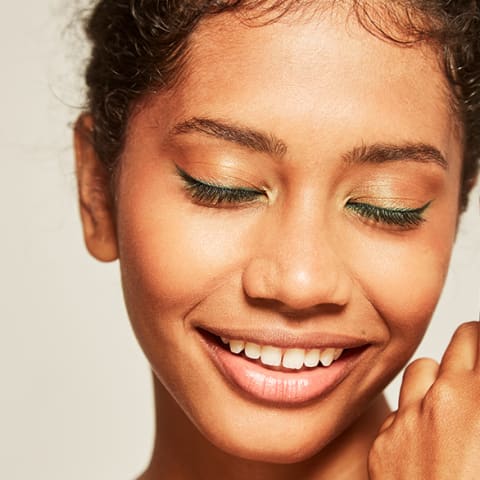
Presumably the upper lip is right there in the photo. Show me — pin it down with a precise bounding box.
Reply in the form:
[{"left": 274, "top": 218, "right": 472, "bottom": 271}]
[{"left": 197, "top": 326, "right": 371, "bottom": 350}]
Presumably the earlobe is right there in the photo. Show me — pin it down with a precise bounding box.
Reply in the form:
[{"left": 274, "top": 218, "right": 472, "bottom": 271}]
[{"left": 74, "top": 114, "right": 119, "bottom": 262}]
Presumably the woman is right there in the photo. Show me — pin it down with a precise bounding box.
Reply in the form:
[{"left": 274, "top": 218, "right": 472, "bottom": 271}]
[{"left": 74, "top": 1, "right": 480, "bottom": 478}]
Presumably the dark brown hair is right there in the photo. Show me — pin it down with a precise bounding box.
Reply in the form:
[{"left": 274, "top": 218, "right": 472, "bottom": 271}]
[{"left": 82, "top": 0, "right": 480, "bottom": 210}]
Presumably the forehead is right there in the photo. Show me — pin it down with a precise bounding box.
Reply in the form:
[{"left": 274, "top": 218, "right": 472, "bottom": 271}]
[{"left": 151, "top": 8, "right": 462, "bottom": 170}]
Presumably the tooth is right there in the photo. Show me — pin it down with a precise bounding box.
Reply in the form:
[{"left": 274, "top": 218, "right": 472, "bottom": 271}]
[
  {"left": 229, "top": 340, "right": 245, "bottom": 354},
  {"left": 304, "top": 348, "right": 320, "bottom": 368},
  {"left": 319, "top": 348, "right": 336, "bottom": 367},
  {"left": 244, "top": 342, "right": 261, "bottom": 359},
  {"left": 334, "top": 348, "right": 343, "bottom": 360},
  {"left": 282, "top": 348, "right": 305, "bottom": 369},
  {"left": 221, "top": 337, "right": 229, "bottom": 344},
  {"left": 260, "top": 345, "right": 282, "bottom": 367}
]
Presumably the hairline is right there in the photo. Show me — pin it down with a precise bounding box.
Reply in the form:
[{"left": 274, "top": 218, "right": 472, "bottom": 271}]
[{"left": 115, "top": 0, "right": 466, "bottom": 200}]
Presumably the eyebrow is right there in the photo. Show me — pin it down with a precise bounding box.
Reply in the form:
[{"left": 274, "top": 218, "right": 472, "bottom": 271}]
[
  {"left": 171, "top": 117, "right": 448, "bottom": 170},
  {"left": 344, "top": 143, "right": 448, "bottom": 170},
  {"left": 171, "top": 117, "right": 288, "bottom": 158}
]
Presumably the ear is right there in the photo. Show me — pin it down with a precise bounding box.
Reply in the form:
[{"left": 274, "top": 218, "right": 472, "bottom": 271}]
[{"left": 74, "top": 114, "right": 118, "bottom": 262}]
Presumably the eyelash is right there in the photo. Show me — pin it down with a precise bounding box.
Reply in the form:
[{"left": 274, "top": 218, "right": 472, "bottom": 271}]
[
  {"left": 177, "top": 167, "right": 431, "bottom": 227},
  {"left": 345, "top": 201, "right": 431, "bottom": 228},
  {"left": 177, "top": 167, "right": 264, "bottom": 206}
]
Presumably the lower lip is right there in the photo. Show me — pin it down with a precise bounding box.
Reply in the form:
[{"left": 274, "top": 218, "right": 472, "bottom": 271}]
[{"left": 200, "top": 333, "right": 364, "bottom": 406}]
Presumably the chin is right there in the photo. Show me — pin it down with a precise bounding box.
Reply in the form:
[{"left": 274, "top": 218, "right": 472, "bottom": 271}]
[
  {"left": 211, "top": 432, "right": 324, "bottom": 465},
  {"left": 189, "top": 402, "right": 349, "bottom": 466}
]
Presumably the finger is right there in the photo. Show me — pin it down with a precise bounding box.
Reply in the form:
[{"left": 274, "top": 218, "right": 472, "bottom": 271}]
[
  {"left": 399, "top": 357, "right": 439, "bottom": 409},
  {"left": 439, "top": 322, "right": 478, "bottom": 375},
  {"left": 378, "top": 412, "right": 396, "bottom": 434}
]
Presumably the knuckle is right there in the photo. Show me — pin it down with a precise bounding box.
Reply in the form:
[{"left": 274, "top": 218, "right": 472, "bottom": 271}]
[
  {"left": 423, "top": 378, "right": 456, "bottom": 410},
  {"left": 453, "top": 321, "right": 478, "bottom": 339},
  {"left": 395, "top": 405, "right": 419, "bottom": 434},
  {"left": 403, "top": 357, "right": 437, "bottom": 378},
  {"left": 381, "top": 412, "right": 396, "bottom": 429},
  {"left": 423, "top": 376, "right": 480, "bottom": 436},
  {"left": 377, "top": 412, "right": 396, "bottom": 435}
]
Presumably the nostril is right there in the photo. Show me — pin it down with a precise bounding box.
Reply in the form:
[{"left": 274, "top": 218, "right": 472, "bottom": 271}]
[
  {"left": 242, "top": 240, "right": 353, "bottom": 311},
  {"left": 243, "top": 270, "right": 350, "bottom": 313},
  {"left": 242, "top": 256, "right": 278, "bottom": 301}
]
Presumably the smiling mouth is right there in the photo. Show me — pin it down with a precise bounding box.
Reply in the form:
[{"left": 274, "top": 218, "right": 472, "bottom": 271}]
[
  {"left": 218, "top": 336, "right": 345, "bottom": 370},
  {"left": 198, "top": 328, "right": 369, "bottom": 405}
]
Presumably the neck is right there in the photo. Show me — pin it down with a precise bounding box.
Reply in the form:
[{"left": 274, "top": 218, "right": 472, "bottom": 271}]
[{"left": 138, "top": 374, "right": 390, "bottom": 480}]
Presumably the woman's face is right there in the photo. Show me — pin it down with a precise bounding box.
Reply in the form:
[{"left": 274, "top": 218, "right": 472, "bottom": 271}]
[{"left": 90, "top": 10, "right": 462, "bottom": 462}]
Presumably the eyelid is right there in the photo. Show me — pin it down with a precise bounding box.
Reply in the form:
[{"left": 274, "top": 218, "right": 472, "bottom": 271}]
[
  {"left": 347, "top": 200, "right": 432, "bottom": 213},
  {"left": 175, "top": 165, "right": 260, "bottom": 192},
  {"left": 175, "top": 164, "right": 265, "bottom": 207},
  {"left": 176, "top": 164, "right": 433, "bottom": 225},
  {"left": 345, "top": 200, "right": 432, "bottom": 228}
]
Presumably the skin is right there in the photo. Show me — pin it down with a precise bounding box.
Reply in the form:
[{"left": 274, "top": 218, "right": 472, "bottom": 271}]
[
  {"left": 368, "top": 323, "right": 480, "bottom": 479},
  {"left": 75, "top": 6, "right": 480, "bottom": 480}
]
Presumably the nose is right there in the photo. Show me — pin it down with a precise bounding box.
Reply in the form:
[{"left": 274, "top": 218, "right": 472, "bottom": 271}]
[{"left": 242, "top": 205, "right": 352, "bottom": 313}]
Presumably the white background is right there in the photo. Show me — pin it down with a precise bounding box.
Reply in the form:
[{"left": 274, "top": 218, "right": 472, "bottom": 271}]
[{"left": 1, "top": 2, "right": 479, "bottom": 479}]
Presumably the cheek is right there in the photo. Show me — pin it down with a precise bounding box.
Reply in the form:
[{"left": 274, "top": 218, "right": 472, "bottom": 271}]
[
  {"left": 115, "top": 182, "right": 254, "bottom": 323},
  {"left": 118, "top": 210, "right": 208, "bottom": 308},
  {"left": 352, "top": 225, "right": 456, "bottom": 351}
]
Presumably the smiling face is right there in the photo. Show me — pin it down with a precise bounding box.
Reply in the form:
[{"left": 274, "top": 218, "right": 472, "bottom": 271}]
[{"left": 77, "top": 5, "right": 462, "bottom": 467}]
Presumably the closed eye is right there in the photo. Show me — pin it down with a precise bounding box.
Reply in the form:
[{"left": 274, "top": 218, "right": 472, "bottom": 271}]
[
  {"left": 176, "top": 166, "right": 265, "bottom": 207},
  {"left": 345, "top": 200, "right": 432, "bottom": 228}
]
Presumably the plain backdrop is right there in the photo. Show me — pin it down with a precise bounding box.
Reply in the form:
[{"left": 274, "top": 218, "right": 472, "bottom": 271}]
[{"left": 1, "top": 2, "right": 479, "bottom": 479}]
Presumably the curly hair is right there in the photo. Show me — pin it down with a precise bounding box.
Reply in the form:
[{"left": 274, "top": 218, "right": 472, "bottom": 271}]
[{"left": 82, "top": 0, "right": 480, "bottom": 210}]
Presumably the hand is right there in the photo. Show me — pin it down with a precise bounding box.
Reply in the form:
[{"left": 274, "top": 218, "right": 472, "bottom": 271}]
[{"left": 368, "top": 321, "right": 480, "bottom": 479}]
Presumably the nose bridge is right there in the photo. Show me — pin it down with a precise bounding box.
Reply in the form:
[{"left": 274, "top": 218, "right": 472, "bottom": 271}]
[{"left": 242, "top": 196, "right": 352, "bottom": 311}]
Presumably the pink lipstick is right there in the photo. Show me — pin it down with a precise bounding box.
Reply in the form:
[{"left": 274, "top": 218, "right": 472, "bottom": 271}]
[{"left": 199, "top": 330, "right": 367, "bottom": 406}]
